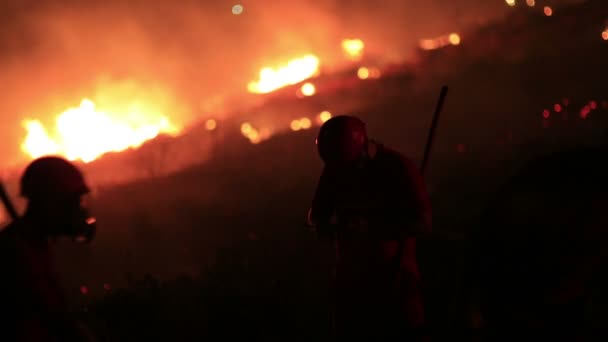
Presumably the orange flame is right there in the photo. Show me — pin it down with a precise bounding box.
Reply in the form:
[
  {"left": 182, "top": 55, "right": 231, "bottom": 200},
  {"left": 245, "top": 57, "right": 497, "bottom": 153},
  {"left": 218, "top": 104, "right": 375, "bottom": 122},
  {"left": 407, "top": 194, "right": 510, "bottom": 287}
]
[
  {"left": 341, "top": 39, "right": 365, "bottom": 60},
  {"left": 22, "top": 97, "right": 179, "bottom": 163},
  {"left": 247, "top": 54, "right": 320, "bottom": 94}
]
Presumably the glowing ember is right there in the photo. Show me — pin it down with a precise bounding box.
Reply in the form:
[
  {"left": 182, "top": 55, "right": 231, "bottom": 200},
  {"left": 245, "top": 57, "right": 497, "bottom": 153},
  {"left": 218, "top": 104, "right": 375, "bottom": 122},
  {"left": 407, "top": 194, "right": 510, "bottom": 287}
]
[
  {"left": 300, "top": 118, "right": 312, "bottom": 129},
  {"left": 22, "top": 98, "right": 178, "bottom": 163},
  {"left": 590, "top": 101, "right": 597, "bottom": 110},
  {"left": 290, "top": 119, "right": 302, "bottom": 131},
  {"left": 319, "top": 111, "right": 332, "bottom": 123},
  {"left": 205, "top": 119, "right": 217, "bottom": 131},
  {"left": 544, "top": 6, "right": 553, "bottom": 16},
  {"left": 247, "top": 54, "right": 320, "bottom": 94},
  {"left": 420, "top": 33, "right": 462, "bottom": 50},
  {"left": 240, "top": 122, "right": 269, "bottom": 144},
  {"left": 290, "top": 118, "right": 313, "bottom": 131},
  {"left": 358, "top": 67, "right": 370, "bottom": 80},
  {"left": 232, "top": 4, "right": 244, "bottom": 15},
  {"left": 300, "top": 82, "right": 316, "bottom": 97},
  {"left": 341, "top": 39, "right": 365, "bottom": 60},
  {"left": 602, "top": 30, "right": 608, "bottom": 41},
  {"left": 505, "top": 0, "right": 515, "bottom": 6},
  {"left": 449, "top": 34, "right": 461, "bottom": 46},
  {"left": 554, "top": 104, "right": 562, "bottom": 113}
]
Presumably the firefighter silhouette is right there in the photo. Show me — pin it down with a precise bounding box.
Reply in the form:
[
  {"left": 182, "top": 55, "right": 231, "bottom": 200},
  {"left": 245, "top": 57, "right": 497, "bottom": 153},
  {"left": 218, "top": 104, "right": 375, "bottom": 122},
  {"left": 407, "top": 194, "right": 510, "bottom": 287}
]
[
  {"left": 309, "top": 116, "right": 432, "bottom": 339},
  {"left": 0, "top": 156, "right": 97, "bottom": 341}
]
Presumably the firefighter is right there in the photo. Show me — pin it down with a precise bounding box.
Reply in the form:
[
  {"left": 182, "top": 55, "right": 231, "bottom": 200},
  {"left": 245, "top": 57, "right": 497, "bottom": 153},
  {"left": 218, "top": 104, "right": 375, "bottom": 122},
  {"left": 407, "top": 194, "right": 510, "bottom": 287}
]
[
  {"left": 0, "top": 156, "right": 97, "bottom": 341},
  {"left": 309, "top": 115, "right": 432, "bottom": 339}
]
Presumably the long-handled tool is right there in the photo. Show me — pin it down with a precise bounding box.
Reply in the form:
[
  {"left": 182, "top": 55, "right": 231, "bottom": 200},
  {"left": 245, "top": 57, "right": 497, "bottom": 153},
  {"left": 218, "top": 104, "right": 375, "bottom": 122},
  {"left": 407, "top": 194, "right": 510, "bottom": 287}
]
[{"left": 393, "top": 85, "right": 448, "bottom": 288}]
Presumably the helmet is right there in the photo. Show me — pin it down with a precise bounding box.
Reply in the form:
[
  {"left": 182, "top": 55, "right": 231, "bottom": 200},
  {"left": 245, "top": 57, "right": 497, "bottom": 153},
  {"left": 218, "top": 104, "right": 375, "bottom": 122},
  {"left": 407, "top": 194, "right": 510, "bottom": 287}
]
[
  {"left": 21, "top": 156, "right": 90, "bottom": 200},
  {"left": 316, "top": 115, "right": 367, "bottom": 166}
]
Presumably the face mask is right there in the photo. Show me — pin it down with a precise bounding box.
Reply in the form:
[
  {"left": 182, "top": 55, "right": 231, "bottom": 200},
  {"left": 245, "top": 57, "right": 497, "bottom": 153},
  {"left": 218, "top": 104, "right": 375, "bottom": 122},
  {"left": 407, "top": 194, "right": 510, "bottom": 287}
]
[{"left": 46, "top": 194, "right": 97, "bottom": 243}]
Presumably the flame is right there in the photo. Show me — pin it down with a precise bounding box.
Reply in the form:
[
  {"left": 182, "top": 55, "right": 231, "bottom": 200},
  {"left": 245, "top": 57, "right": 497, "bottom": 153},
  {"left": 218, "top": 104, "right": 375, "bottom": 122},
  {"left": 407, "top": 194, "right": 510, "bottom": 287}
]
[
  {"left": 247, "top": 54, "right": 320, "bottom": 94},
  {"left": 342, "top": 39, "right": 365, "bottom": 60},
  {"left": 22, "top": 97, "right": 179, "bottom": 163}
]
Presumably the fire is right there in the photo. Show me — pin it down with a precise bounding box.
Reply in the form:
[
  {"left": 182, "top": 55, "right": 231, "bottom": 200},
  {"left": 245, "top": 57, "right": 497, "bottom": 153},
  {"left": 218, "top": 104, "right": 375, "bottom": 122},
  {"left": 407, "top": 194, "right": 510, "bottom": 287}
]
[
  {"left": 342, "top": 39, "right": 365, "bottom": 60},
  {"left": 247, "top": 54, "right": 320, "bottom": 94},
  {"left": 22, "top": 98, "right": 179, "bottom": 163}
]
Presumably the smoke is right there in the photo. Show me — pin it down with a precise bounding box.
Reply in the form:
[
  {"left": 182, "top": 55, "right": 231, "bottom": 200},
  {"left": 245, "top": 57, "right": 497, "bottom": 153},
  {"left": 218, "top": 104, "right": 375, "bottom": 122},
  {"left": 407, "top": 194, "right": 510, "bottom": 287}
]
[{"left": 0, "top": 0, "right": 590, "bottom": 165}]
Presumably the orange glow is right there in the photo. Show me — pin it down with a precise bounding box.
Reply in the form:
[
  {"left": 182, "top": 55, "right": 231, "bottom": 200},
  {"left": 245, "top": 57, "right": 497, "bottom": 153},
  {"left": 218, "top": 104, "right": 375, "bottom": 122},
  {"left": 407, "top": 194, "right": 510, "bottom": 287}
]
[
  {"left": 420, "top": 32, "right": 461, "bottom": 50},
  {"left": 290, "top": 120, "right": 302, "bottom": 131},
  {"left": 544, "top": 6, "right": 553, "bottom": 16},
  {"left": 526, "top": 0, "right": 535, "bottom": 6},
  {"left": 22, "top": 96, "right": 179, "bottom": 163},
  {"left": 319, "top": 111, "right": 332, "bottom": 123},
  {"left": 505, "top": 0, "right": 515, "bottom": 6},
  {"left": 357, "top": 67, "right": 370, "bottom": 80},
  {"left": 232, "top": 4, "right": 244, "bottom": 15},
  {"left": 240, "top": 122, "right": 268, "bottom": 144},
  {"left": 449, "top": 33, "right": 461, "bottom": 45},
  {"left": 205, "top": 119, "right": 217, "bottom": 131},
  {"left": 341, "top": 39, "right": 365, "bottom": 60},
  {"left": 369, "top": 68, "right": 381, "bottom": 78},
  {"left": 419, "top": 39, "right": 438, "bottom": 50},
  {"left": 247, "top": 54, "right": 320, "bottom": 94},
  {"left": 300, "top": 118, "right": 312, "bottom": 129},
  {"left": 292, "top": 118, "right": 313, "bottom": 131},
  {"left": 300, "top": 82, "right": 316, "bottom": 96},
  {"left": 241, "top": 122, "right": 253, "bottom": 135},
  {"left": 602, "top": 30, "right": 608, "bottom": 41}
]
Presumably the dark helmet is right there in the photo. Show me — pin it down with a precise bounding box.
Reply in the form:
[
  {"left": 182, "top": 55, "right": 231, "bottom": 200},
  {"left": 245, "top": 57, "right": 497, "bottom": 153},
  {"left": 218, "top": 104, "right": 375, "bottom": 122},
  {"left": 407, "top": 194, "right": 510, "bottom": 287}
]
[
  {"left": 316, "top": 115, "right": 367, "bottom": 166},
  {"left": 21, "top": 156, "right": 90, "bottom": 200},
  {"left": 20, "top": 156, "right": 95, "bottom": 242}
]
